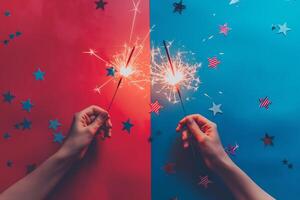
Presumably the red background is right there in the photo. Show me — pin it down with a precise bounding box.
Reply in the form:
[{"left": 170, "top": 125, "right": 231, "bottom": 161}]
[{"left": 0, "top": 0, "right": 150, "bottom": 199}]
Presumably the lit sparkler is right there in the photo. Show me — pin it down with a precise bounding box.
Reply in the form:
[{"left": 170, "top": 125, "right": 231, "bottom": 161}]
[
  {"left": 83, "top": 0, "right": 152, "bottom": 110},
  {"left": 151, "top": 41, "right": 201, "bottom": 107}
]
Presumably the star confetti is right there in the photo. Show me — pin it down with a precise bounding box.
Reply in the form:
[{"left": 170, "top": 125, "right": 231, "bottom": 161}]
[
  {"left": 4, "top": 10, "right": 11, "bottom": 17},
  {"left": 21, "top": 99, "right": 33, "bottom": 112},
  {"left": 282, "top": 159, "right": 293, "bottom": 169},
  {"left": 3, "top": 132, "right": 11, "bottom": 140},
  {"left": 6, "top": 160, "right": 13, "bottom": 168},
  {"left": 33, "top": 68, "right": 45, "bottom": 81},
  {"left": 20, "top": 118, "right": 32, "bottom": 130},
  {"left": 163, "top": 162, "right": 176, "bottom": 174},
  {"left": 229, "top": 0, "right": 239, "bottom": 5},
  {"left": 149, "top": 100, "right": 163, "bottom": 115},
  {"left": 106, "top": 67, "right": 116, "bottom": 77},
  {"left": 26, "top": 164, "right": 36, "bottom": 174},
  {"left": 9, "top": 33, "right": 15, "bottom": 39},
  {"left": 209, "top": 102, "right": 223, "bottom": 116},
  {"left": 16, "top": 31, "right": 22, "bottom": 37},
  {"left": 53, "top": 132, "right": 65, "bottom": 144},
  {"left": 198, "top": 175, "right": 213, "bottom": 189},
  {"left": 49, "top": 119, "right": 61, "bottom": 131},
  {"left": 219, "top": 23, "right": 231, "bottom": 36},
  {"left": 122, "top": 119, "right": 134, "bottom": 133},
  {"left": 3, "top": 91, "right": 15, "bottom": 103},
  {"left": 208, "top": 57, "right": 220, "bottom": 68},
  {"left": 261, "top": 133, "right": 274, "bottom": 146},
  {"left": 225, "top": 143, "right": 239, "bottom": 155},
  {"left": 95, "top": 0, "right": 107, "bottom": 10},
  {"left": 3, "top": 39, "right": 9, "bottom": 45},
  {"left": 259, "top": 96, "right": 271, "bottom": 109},
  {"left": 173, "top": 0, "right": 186, "bottom": 14},
  {"left": 278, "top": 23, "right": 291, "bottom": 36}
]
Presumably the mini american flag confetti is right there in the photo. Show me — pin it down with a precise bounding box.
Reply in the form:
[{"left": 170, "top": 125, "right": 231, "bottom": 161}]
[
  {"left": 208, "top": 57, "right": 220, "bottom": 68},
  {"left": 149, "top": 100, "right": 163, "bottom": 115},
  {"left": 259, "top": 96, "right": 272, "bottom": 109}
]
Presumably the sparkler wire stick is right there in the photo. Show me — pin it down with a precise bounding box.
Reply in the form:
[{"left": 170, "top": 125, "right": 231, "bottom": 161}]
[
  {"left": 107, "top": 46, "right": 136, "bottom": 111},
  {"left": 163, "top": 40, "right": 186, "bottom": 115}
]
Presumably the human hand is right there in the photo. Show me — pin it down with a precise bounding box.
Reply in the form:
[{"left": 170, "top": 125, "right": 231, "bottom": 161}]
[
  {"left": 58, "top": 105, "right": 112, "bottom": 159},
  {"left": 176, "top": 114, "right": 233, "bottom": 172}
]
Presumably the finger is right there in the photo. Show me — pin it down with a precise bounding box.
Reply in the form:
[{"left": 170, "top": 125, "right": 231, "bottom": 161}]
[
  {"left": 104, "top": 118, "right": 112, "bottom": 138},
  {"left": 185, "top": 117, "right": 207, "bottom": 143},
  {"left": 80, "top": 105, "right": 108, "bottom": 117},
  {"left": 182, "top": 130, "right": 188, "bottom": 140},
  {"left": 89, "top": 114, "right": 107, "bottom": 132}
]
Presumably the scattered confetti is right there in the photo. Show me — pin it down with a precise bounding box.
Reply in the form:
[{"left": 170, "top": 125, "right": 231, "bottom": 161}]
[
  {"left": 4, "top": 10, "right": 11, "bottom": 17},
  {"left": 33, "top": 68, "right": 45, "bottom": 81},
  {"left": 278, "top": 22, "right": 291, "bottom": 36},
  {"left": 209, "top": 102, "right": 223, "bottom": 116},
  {"left": 9, "top": 33, "right": 15, "bottom": 39},
  {"left": 122, "top": 119, "right": 134, "bottom": 133},
  {"left": 198, "top": 175, "right": 212, "bottom": 188},
  {"left": 106, "top": 67, "right": 116, "bottom": 77},
  {"left": 6, "top": 160, "right": 13, "bottom": 168},
  {"left": 95, "top": 0, "right": 108, "bottom": 10},
  {"left": 3, "top": 132, "right": 11, "bottom": 140},
  {"left": 21, "top": 99, "right": 33, "bottom": 112},
  {"left": 229, "top": 0, "right": 239, "bottom": 5},
  {"left": 208, "top": 57, "right": 220, "bottom": 68},
  {"left": 26, "top": 164, "right": 36, "bottom": 174},
  {"left": 16, "top": 31, "right": 22, "bottom": 37},
  {"left": 53, "top": 132, "right": 65, "bottom": 144},
  {"left": 261, "top": 133, "right": 274, "bottom": 146},
  {"left": 49, "top": 119, "right": 61, "bottom": 131},
  {"left": 219, "top": 23, "right": 231, "bottom": 36},
  {"left": 149, "top": 100, "right": 163, "bottom": 115},
  {"left": 3, "top": 40, "right": 9, "bottom": 45},
  {"left": 282, "top": 159, "right": 293, "bottom": 169},
  {"left": 163, "top": 162, "right": 176, "bottom": 174},
  {"left": 20, "top": 118, "right": 32, "bottom": 130},
  {"left": 225, "top": 143, "right": 239, "bottom": 155},
  {"left": 3, "top": 91, "right": 15, "bottom": 103},
  {"left": 173, "top": 0, "right": 186, "bottom": 14},
  {"left": 259, "top": 96, "right": 271, "bottom": 110}
]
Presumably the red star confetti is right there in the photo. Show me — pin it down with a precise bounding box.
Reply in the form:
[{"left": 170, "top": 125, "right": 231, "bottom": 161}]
[
  {"left": 259, "top": 96, "right": 272, "bottom": 109},
  {"left": 261, "top": 133, "right": 274, "bottom": 146},
  {"left": 208, "top": 57, "right": 220, "bottom": 68},
  {"left": 149, "top": 100, "right": 163, "bottom": 115},
  {"left": 163, "top": 162, "right": 176, "bottom": 174},
  {"left": 198, "top": 175, "right": 212, "bottom": 189},
  {"left": 219, "top": 23, "right": 231, "bottom": 36}
]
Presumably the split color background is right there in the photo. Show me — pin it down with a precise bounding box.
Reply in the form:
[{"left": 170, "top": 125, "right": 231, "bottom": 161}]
[{"left": 1, "top": 0, "right": 300, "bottom": 200}]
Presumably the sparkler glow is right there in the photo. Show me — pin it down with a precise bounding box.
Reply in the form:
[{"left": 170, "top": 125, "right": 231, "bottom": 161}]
[
  {"left": 151, "top": 41, "right": 201, "bottom": 105},
  {"left": 83, "top": 0, "right": 152, "bottom": 110}
]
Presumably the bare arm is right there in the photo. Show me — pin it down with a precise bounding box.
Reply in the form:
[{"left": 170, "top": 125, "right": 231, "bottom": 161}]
[
  {"left": 0, "top": 105, "right": 112, "bottom": 200},
  {"left": 176, "top": 114, "right": 275, "bottom": 200}
]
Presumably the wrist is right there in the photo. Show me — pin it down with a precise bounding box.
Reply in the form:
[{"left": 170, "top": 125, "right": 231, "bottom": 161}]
[{"left": 211, "top": 154, "right": 236, "bottom": 175}]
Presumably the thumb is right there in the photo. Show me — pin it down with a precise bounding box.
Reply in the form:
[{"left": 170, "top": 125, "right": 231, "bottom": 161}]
[
  {"left": 89, "top": 113, "right": 108, "bottom": 131},
  {"left": 186, "top": 118, "right": 206, "bottom": 143}
]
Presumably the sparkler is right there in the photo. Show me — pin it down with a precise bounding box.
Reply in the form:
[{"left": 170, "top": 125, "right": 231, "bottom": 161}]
[
  {"left": 151, "top": 41, "right": 201, "bottom": 110},
  {"left": 162, "top": 40, "right": 186, "bottom": 114},
  {"left": 108, "top": 46, "right": 136, "bottom": 110},
  {"left": 84, "top": 0, "right": 153, "bottom": 110}
]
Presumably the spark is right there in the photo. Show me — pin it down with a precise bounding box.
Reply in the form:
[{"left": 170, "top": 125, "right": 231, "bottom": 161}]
[
  {"left": 129, "top": 0, "right": 141, "bottom": 44},
  {"left": 151, "top": 41, "right": 201, "bottom": 104}
]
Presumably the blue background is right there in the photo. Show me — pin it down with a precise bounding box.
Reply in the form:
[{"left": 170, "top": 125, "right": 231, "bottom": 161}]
[{"left": 150, "top": 0, "right": 300, "bottom": 199}]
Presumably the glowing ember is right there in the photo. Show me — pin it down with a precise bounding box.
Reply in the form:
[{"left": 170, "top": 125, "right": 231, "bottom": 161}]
[
  {"left": 151, "top": 42, "right": 201, "bottom": 103},
  {"left": 120, "top": 65, "right": 134, "bottom": 77}
]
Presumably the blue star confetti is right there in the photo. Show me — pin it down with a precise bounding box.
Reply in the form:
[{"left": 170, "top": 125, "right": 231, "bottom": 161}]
[
  {"left": 3, "top": 91, "right": 15, "bottom": 103},
  {"left": 106, "top": 67, "right": 116, "bottom": 76},
  {"left": 4, "top": 10, "right": 11, "bottom": 16},
  {"left": 122, "top": 119, "right": 134, "bottom": 133},
  {"left": 173, "top": 0, "right": 186, "bottom": 14},
  {"left": 3, "top": 40, "right": 9, "bottom": 45},
  {"left": 16, "top": 31, "right": 22, "bottom": 37},
  {"left": 33, "top": 68, "right": 45, "bottom": 81},
  {"left": 21, "top": 118, "right": 32, "bottom": 130},
  {"left": 6, "top": 160, "right": 13, "bottom": 168},
  {"left": 53, "top": 132, "right": 65, "bottom": 144},
  {"left": 49, "top": 119, "right": 61, "bottom": 131},
  {"left": 26, "top": 164, "right": 36, "bottom": 174},
  {"left": 3, "top": 132, "right": 11, "bottom": 140},
  {"left": 21, "top": 99, "right": 33, "bottom": 112},
  {"left": 9, "top": 33, "right": 15, "bottom": 39},
  {"left": 95, "top": 0, "right": 108, "bottom": 10}
]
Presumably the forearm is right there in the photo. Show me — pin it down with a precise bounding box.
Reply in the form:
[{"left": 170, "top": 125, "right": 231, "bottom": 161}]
[
  {"left": 0, "top": 149, "right": 76, "bottom": 200},
  {"left": 215, "top": 157, "right": 275, "bottom": 200}
]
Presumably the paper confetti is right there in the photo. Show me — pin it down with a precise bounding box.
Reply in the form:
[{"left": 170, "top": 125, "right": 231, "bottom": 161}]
[{"left": 122, "top": 119, "right": 134, "bottom": 133}]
